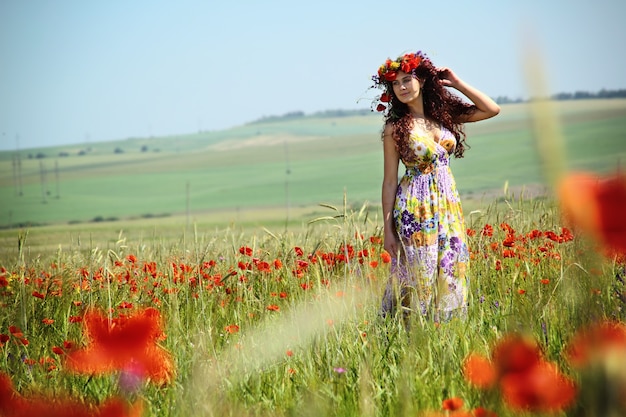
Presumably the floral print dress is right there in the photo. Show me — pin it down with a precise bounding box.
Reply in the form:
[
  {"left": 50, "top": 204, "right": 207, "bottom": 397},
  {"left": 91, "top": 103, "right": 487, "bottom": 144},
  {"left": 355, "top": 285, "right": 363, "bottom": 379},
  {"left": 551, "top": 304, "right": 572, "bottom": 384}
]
[{"left": 382, "top": 126, "right": 469, "bottom": 321}]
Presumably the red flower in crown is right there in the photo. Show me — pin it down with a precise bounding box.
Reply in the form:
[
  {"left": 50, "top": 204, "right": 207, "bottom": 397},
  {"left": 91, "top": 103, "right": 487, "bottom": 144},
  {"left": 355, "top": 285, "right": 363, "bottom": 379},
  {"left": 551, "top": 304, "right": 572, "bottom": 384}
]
[
  {"left": 401, "top": 54, "right": 421, "bottom": 73},
  {"left": 383, "top": 70, "right": 397, "bottom": 81}
]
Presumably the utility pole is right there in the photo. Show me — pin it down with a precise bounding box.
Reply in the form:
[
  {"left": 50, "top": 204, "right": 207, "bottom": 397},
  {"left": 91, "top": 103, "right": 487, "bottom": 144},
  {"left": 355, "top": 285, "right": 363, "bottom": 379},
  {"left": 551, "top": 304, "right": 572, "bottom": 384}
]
[
  {"left": 16, "top": 134, "right": 23, "bottom": 196},
  {"left": 284, "top": 139, "right": 291, "bottom": 230},
  {"left": 55, "top": 160, "right": 60, "bottom": 199},
  {"left": 12, "top": 154, "right": 18, "bottom": 196},
  {"left": 39, "top": 160, "right": 47, "bottom": 204},
  {"left": 186, "top": 181, "right": 190, "bottom": 228}
]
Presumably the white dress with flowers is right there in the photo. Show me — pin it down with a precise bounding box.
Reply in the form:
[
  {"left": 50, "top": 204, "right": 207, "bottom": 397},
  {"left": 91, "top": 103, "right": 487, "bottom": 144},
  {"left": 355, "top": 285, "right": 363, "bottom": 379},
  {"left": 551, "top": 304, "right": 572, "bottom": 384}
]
[{"left": 382, "top": 126, "right": 469, "bottom": 321}]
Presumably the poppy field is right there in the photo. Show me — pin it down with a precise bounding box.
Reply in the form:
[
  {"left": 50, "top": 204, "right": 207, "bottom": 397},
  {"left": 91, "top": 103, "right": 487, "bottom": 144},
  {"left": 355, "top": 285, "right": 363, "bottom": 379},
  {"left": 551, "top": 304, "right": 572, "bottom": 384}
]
[
  {"left": 2, "top": 95, "right": 626, "bottom": 416},
  {"left": 1, "top": 182, "right": 626, "bottom": 417}
]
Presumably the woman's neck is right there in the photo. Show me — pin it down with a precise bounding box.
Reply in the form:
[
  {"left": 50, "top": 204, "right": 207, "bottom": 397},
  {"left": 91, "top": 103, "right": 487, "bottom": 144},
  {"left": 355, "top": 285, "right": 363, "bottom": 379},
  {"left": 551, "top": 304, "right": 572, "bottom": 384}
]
[{"left": 407, "top": 100, "right": 425, "bottom": 120}]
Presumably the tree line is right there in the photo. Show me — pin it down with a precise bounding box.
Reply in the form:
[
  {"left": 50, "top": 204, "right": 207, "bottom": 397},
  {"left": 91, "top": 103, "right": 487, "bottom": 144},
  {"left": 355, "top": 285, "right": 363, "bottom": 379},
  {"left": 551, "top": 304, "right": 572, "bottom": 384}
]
[
  {"left": 250, "top": 88, "right": 626, "bottom": 123},
  {"left": 496, "top": 88, "right": 626, "bottom": 104}
]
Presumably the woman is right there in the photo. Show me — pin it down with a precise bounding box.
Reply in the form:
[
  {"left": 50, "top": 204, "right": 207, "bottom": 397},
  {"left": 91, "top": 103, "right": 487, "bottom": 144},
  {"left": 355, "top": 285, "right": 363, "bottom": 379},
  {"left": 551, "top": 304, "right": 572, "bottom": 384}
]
[{"left": 374, "top": 51, "right": 500, "bottom": 322}]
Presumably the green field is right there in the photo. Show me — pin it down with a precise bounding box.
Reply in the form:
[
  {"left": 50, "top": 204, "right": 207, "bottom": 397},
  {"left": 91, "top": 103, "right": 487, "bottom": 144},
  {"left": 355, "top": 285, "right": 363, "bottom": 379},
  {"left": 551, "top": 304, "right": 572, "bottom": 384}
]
[{"left": 1, "top": 99, "right": 625, "bottom": 230}]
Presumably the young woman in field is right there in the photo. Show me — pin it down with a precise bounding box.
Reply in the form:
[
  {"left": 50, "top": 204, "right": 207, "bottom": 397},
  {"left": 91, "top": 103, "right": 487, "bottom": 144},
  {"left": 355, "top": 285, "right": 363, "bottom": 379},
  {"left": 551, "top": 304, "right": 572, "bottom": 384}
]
[{"left": 374, "top": 51, "right": 500, "bottom": 323}]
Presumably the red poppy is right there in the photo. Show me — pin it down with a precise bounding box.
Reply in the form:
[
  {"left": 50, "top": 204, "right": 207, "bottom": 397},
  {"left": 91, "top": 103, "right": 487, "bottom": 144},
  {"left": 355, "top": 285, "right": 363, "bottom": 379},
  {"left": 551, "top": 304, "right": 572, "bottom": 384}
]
[
  {"left": 381, "top": 251, "right": 392, "bottom": 263},
  {"left": 238, "top": 246, "right": 253, "bottom": 256},
  {"left": 9, "top": 326, "right": 23, "bottom": 338},
  {"left": 500, "top": 223, "right": 515, "bottom": 234},
  {"left": 224, "top": 324, "right": 240, "bottom": 334},
  {"left": 378, "top": 59, "right": 393, "bottom": 78},
  {"left": 481, "top": 224, "right": 494, "bottom": 237},
  {"left": 565, "top": 320, "right": 626, "bottom": 368},
  {"left": 400, "top": 54, "right": 421, "bottom": 73},
  {"left": 42, "top": 318, "right": 54, "bottom": 325},
  {"left": 558, "top": 171, "right": 626, "bottom": 255},
  {"left": 465, "top": 334, "right": 577, "bottom": 413},
  {"left": 65, "top": 307, "right": 174, "bottom": 385},
  {"left": 267, "top": 304, "right": 280, "bottom": 312},
  {"left": 380, "top": 92, "right": 391, "bottom": 103},
  {"left": 492, "top": 335, "right": 542, "bottom": 375},
  {"left": 442, "top": 397, "right": 464, "bottom": 411},
  {"left": 463, "top": 353, "right": 497, "bottom": 389},
  {"left": 32, "top": 291, "right": 45, "bottom": 299},
  {"left": 0, "top": 371, "right": 143, "bottom": 417},
  {"left": 502, "top": 249, "right": 515, "bottom": 258},
  {"left": 383, "top": 71, "right": 397, "bottom": 81},
  {"left": 494, "top": 259, "right": 502, "bottom": 271},
  {"left": 502, "top": 235, "right": 516, "bottom": 247},
  {"left": 500, "top": 360, "right": 577, "bottom": 413},
  {"left": 472, "top": 407, "right": 497, "bottom": 417}
]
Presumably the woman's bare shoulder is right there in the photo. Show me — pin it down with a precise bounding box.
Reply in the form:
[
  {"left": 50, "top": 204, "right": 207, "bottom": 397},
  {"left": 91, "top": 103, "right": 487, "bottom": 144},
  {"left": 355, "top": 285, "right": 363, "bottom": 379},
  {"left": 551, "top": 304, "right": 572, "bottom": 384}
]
[{"left": 382, "top": 122, "right": 394, "bottom": 138}]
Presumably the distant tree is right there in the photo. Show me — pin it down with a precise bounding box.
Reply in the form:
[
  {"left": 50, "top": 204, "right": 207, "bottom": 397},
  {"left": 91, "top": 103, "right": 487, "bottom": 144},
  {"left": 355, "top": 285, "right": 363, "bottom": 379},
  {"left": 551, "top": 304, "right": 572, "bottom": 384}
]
[
  {"left": 58, "top": 152, "right": 69, "bottom": 157},
  {"left": 495, "top": 96, "right": 525, "bottom": 104},
  {"left": 141, "top": 145, "right": 149, "bottom": 152},
  {"left": 35, "top": 152, "right": 46, "bottom": 159},
  {"left": 574, "top": 91, "right": 593, "bottom": 100},
  {"left": 552, "top": 92, "right": 573, "bottom": 100},
  {"left": 114, "top": 147, "right": 124, "bottom": 154}
]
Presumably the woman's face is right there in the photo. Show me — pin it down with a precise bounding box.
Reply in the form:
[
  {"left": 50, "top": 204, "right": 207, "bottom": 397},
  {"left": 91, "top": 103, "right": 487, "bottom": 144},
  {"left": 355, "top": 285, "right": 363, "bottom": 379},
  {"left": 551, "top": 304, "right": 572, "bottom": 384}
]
[{"left": 391, "top": 71, "right": 422, "bottom": 104}]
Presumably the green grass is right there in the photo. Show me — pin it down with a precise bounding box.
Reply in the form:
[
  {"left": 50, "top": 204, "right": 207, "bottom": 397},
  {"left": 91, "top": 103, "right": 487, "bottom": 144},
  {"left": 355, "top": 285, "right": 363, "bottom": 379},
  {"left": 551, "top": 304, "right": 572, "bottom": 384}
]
[{"left": 0, "top": 196, "right": 623, "bottom": 416}]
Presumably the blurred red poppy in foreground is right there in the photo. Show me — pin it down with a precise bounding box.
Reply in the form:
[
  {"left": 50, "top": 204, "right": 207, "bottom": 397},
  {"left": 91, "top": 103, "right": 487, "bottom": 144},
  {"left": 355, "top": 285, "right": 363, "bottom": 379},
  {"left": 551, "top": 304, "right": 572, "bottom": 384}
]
[
  {"left": 65, "top": 307, "right": 174, "bottom": 385},
  {"left": 0, "top": 372, "right": 142, "bottom": 417},
  {"left": 463, "top": 334, "right": 577, "bottom": 413},
  {"left": 565, "top": 320, "right": 626, "bottom": 368},
  {"left": 558, "top": 171, "right": 626, "bottom": 255},
  {"left": 420, "top": 397, "right": 496, "bottom": 417}
]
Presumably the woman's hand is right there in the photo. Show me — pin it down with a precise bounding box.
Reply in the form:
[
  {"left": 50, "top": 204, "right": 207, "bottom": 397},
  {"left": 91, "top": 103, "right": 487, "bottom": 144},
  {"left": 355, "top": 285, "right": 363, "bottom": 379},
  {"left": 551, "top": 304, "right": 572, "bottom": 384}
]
[
  {"left": 437, "top": 66, "right": 501, "bottom": 122},
  {"left": 383, "top": 229, "right": 399, "bottom": 260},
  {"left": 437, "top": 67, "right": 463, "bottom": 89}
]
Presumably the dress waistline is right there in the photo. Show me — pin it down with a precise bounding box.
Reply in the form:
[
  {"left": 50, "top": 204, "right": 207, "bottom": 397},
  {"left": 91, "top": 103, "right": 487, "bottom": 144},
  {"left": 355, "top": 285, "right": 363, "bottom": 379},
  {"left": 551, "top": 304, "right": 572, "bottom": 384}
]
[{"left": 405, "top": 160, "right": 449, "bottom": 176}]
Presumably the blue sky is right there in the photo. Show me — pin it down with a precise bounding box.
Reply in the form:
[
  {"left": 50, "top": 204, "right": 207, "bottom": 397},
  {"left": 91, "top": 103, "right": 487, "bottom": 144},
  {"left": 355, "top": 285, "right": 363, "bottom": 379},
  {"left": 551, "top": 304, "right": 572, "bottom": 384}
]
[{"left": 1, "top": 0, "right": 624, "bottom": 150}]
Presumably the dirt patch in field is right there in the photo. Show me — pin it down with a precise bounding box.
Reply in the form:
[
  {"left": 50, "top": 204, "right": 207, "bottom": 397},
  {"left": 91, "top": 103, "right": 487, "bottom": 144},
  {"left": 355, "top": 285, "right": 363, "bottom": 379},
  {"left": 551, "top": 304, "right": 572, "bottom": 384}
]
[{"left": 207, "top": 135, "right": 327, "bottom": 151}]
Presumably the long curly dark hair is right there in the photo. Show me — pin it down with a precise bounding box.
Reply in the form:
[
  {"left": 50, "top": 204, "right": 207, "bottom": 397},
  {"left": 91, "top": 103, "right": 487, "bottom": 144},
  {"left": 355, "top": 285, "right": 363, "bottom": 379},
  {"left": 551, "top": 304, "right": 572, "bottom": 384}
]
[{"left": 379, "top": 56, "right": 475, "bottom": 160}]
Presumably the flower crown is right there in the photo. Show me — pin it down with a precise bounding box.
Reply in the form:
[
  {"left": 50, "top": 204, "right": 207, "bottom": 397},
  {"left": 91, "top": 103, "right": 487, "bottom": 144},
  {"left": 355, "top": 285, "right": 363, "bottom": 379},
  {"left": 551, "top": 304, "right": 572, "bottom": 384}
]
[{"left": 371, "top": 51, "right": 425, "bottom": 113}]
